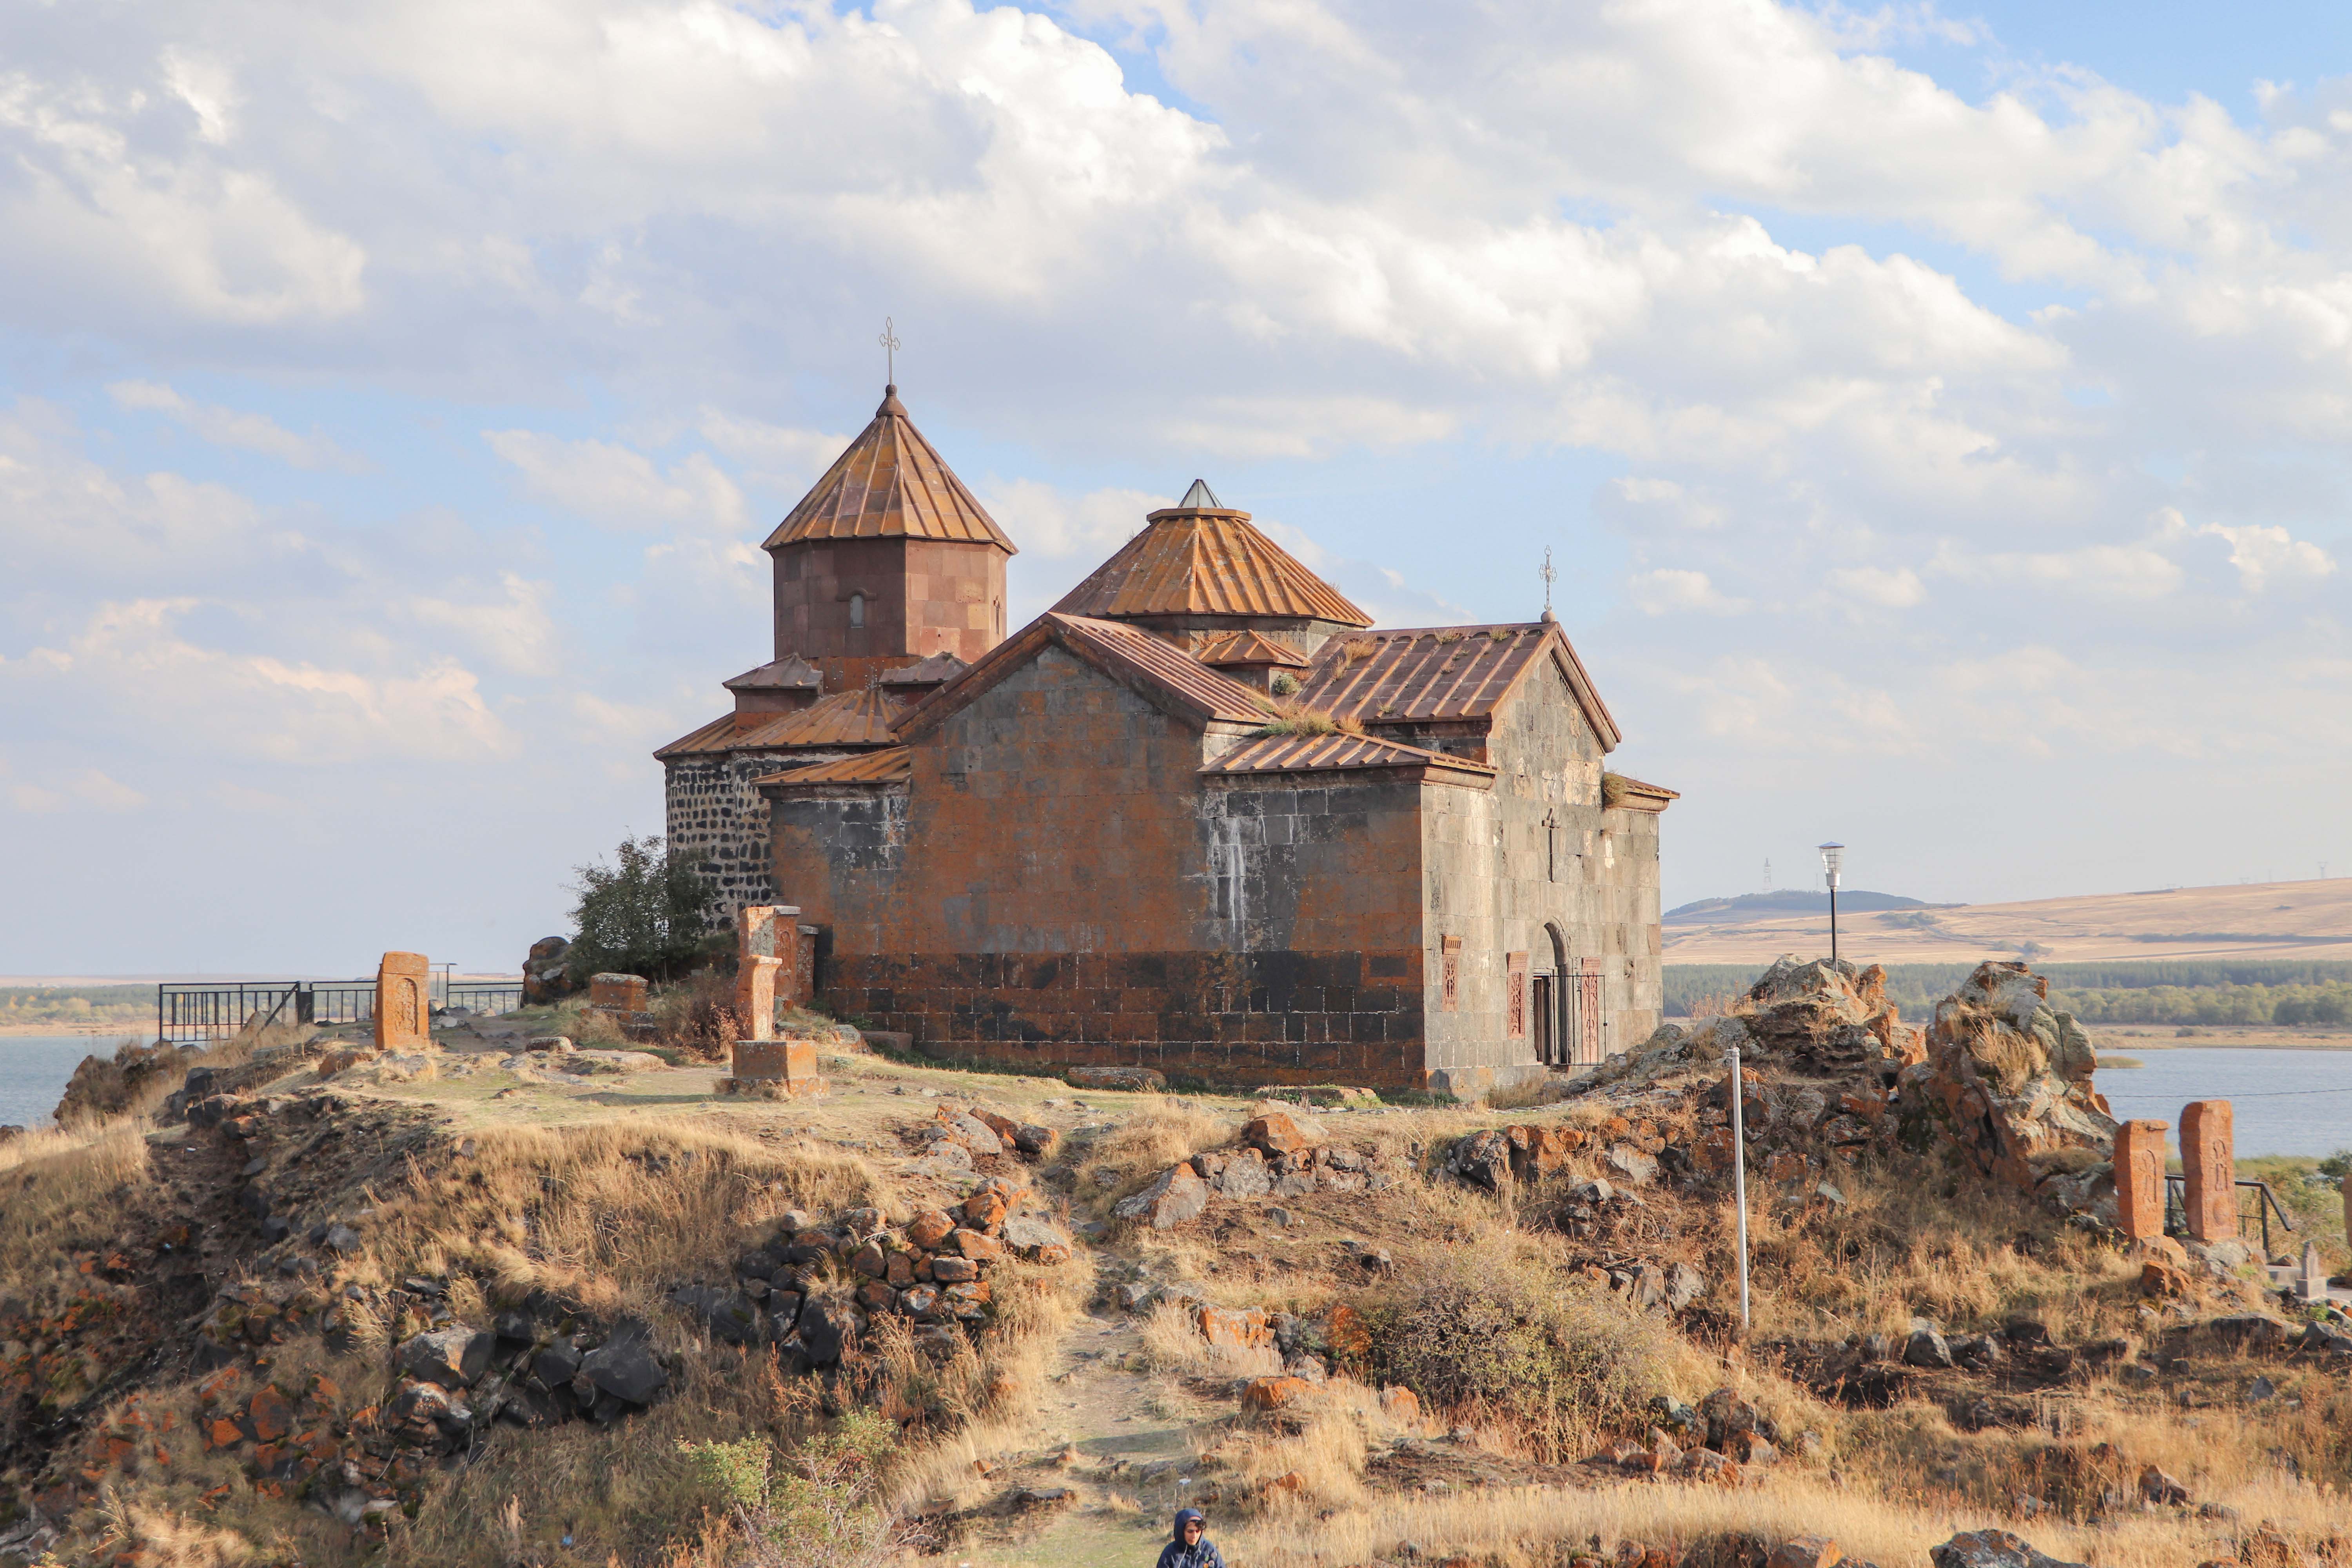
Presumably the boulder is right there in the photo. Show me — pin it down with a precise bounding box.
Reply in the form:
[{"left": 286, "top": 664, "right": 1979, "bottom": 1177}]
[
  {"left": 907, "top": 1208, "right": 956, "bottom": 1249},
  {"left": 1379, "top": 1385, "right": 1420, "bottom": 1425},
  {"left": 1066, "top": 1065, "right": 1166, "bottom": 1093},
  {"left": 1197, "top": 1305, "right": 1274, "bottom": 1349},
  {"left": 1241, "top": 1375, "right": 1311, "bottom": 1411},
  {"left": 949, "top": 1228, "right": 1005, "bottom": 1262},
  {"left": 1113, "top": 1163, "right": 1210, "bottom": 1229},
  {"left": 1001, "top": 1216, "right": 1072, "bottom": 1265},
  {"left": 395, "top": 1328, "right": 495, "bottom": 1388},
  {"left": 1449, "top": 1128, "right": 1514, "bottom": 1190},
  {"left": 1506, "top": 1123, "right": 1587, "bottom": 1179},
  {"left": 1903, "top": 1327, "right": 1955, "bottom": 1369},
  {"left": 1666, "top": 1262, "right": 1707, "bottom": 1311},
  {"left": 1897, "top": 962, "right": 2114, "bottom": 1205},
  {"left": 1740, "top": 958, "right": 1917, "bottom": 1073},
  {"left": 1605, "top": 1145, "right": 1658, "bottom": 1185},
  {"left": 935, "top": 1108, "right": 1006, "bottom": 1156},
  {"left": 1929, "top": 1532, "right": 2087, "bottom": 1568},
  {"left": 1207, "top": 1146, "right": 1272, "bottom": 1199},
  {"left": 1244, "top": 1111, "right": 1317, "bottom": 1154},
  {"left": 1767, "top": 1537, "right": 1843, "bottom": 1568},
  {"left": 521, "top": 935, "right": 574, "bottom": 1005},
  {"left": 579, "top": 1328, "right": 668, "bottom": 1405}
]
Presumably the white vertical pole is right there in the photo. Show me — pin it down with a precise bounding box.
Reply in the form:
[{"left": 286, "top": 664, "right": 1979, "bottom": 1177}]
[{"left": 1729, "top": 1042, "right": 1751, "bottom": 1330}]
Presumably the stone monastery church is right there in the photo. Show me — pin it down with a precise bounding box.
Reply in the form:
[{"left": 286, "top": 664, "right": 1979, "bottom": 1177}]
[{"left": 659, "top": 385, "right": 1674, "bottom": 1093}]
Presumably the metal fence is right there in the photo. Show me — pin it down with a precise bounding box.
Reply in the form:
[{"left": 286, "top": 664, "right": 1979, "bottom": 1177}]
[
  {"left": 157, "top": 977, "right": 526, "bottom": 1042},
  {"left": 2163, "top": 1174, "right": 2297, "bottom": 1252}
]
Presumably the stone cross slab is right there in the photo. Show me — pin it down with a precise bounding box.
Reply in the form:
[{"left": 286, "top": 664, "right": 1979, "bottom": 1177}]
[
  {"left": 374, "top": 951, "right": 430, "bottom": 1050},
  {"left": 2113, "top": 1119, "right": 2170, "bottom": 1242},
  {"left": 2180, "top": 1099, "right": 2236, "bottom": 1243},
  {"left": 733, "top": 904, "right": 807, "bottom": 1040}
]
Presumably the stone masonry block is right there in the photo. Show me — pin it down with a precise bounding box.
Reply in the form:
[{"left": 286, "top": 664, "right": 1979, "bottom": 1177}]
[
  {"left": 375, "top": 951, "right": 431, "bottom": 1049},
  {"left": 2114, "top": 1119, "right": 2170, "bottom": 1242},
  {"left": 2180, "top": 1100, "right": 2236, "bottom": 1243}
]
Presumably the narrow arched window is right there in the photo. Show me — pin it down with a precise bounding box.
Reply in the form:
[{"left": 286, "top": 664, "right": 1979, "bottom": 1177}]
[{"left": 848, "top": 592, "right": 866, "bottom": 629}]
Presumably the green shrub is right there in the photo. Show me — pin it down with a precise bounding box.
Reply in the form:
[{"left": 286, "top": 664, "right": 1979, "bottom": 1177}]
[
  {"left": 1356, "top": 1248, "right": 1684, "bottom": 1461},
  {"left": 679, "top": 1409, "right": 899, "bottom": 1568},
  {"left": 565, "top": 833, "right": 715, "bottom": 984}
]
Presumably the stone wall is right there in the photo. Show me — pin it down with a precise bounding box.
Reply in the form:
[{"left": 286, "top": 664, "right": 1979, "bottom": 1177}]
[
  {"left": 771, "top": 537, "right": 1006, "bottom": 666},
  {"left": 771, "top": 645, "right": 1431, "bottom": 1083},
  {"left": 1420, "top": 657, "right": 1662, "bottom": 1087},
  {"left": 666, "top": 748, "right": 853, "bottom": 928}
]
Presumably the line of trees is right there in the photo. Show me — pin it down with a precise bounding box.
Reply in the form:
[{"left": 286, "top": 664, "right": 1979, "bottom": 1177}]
[{"left": 1664, "top": 960, "right": 2352, "bottom": 1027}]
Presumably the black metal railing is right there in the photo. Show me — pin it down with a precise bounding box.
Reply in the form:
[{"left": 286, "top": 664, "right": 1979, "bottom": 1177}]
[
  {"left": 2164, "top": 1174, "right": 2296, "bottom": 1253},
  {"left": 158, "top": 976, "right": 525, "bottom": 1041},
  {"left": 447, "top": 982, "right": 523, "bottom": 1016}
]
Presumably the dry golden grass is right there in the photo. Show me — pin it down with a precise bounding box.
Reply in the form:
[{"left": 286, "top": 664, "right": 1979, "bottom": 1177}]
[
  {"left": 343, "top": 1117, "right": 881, "bottom": 1311},
  {"left": 92, "top": 1490, "right": 258, "bottom": 1568},
  {"left": 1203, "top": 1377, "right": 1417, "bottom": 1515},
  {"left": 1219, "top": 1464, "right": 2331, "bottom": 1568},
  {"left": 1073, "top": 1100, "right": 1236, "bottom": 1209},
  {"left": 1135, "top": 1299, "right": 1282, "bottom": 1381}
]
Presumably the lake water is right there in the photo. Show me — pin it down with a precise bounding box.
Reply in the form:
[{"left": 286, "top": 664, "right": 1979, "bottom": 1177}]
[
  {"left": 2100, "top": 1047, "right": 2352, "bottom": 1157},
  {"left": 0, "top": 1036, "right": 107, "bottom": 1129}
]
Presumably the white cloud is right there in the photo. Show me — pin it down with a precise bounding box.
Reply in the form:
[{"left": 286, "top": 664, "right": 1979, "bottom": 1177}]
[
  {"left": 2196, "top": 519, "right": 2338, "bottom": 593},
  {"left": 486, "top": 430, "right": 747, "bottom": 535},
  {"left": 1929, "top": 541, "right": 2185, "bottom": 599},
  {"left": 1829, "top": 564, "right": 1926, "bottom": 608},
  {"left": 107, "top": 381, "right": 365, "bottom": 472},
  {"left": 1628, "top": 568, "right": 1749, "bottom": 615},
  {"left": 981, "top": 478, "right": 1154, "bottom": 561}
]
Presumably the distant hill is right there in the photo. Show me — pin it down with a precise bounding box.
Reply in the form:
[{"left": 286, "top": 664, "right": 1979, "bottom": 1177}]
[
  {"left": 1664, "top": 889, "right": 1942, "bottom": 925},
  {"left": 1661, "top": 876, "right": 2352, "bottom": 965}
]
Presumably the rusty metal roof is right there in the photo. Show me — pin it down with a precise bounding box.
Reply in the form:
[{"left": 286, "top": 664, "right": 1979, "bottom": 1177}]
[
  {"left": 654, "top": 686, "right": 903, "bottom": 759},
  {"left": 1292, "top": 621, "right": 1622, "bottom": 749},
  {"left": 762, "top": 387, "right": 1015, "bottom": 554},
  {"left": 1203, "top": 731, "right": 1496, "bottom": 783},
  {"left": 758, "top": 748, "right": 912, "bottom": 789},
  {"left": 1606, "top": 773, "right": 1680, "bottom": 812},
  {"left": 1050, "top": 502, "right": 1369, "bottom": 626},
  {"left": 896, "top": 612, "right": 1274, "bottom": 742},
  {"left": 1195, "top": 629, "right": 1310, "bottom": 669},
  {"left": 877, "top": 651, "right": 968, "bottom": 687},
  {"left": 723, "top": 654, "right": 821, "bottom": 691}
]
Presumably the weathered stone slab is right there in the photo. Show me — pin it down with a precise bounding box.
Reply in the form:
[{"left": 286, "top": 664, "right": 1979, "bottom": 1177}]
[
  {"left": 2113, "top": 1120, "right": 2170, "bottom": 1242},
  {"left": 589, "top": 973, "right": 648, "bottom": 1012},
  {"left": 722, "top": 1038, "right": 824, "bottom": 1099},
  {"left": 374, "top": 952, "right": 430, "bottom": 1050},
  {"left": 2180, "top": 1100, "right": 2235, "bottom": 1243}
]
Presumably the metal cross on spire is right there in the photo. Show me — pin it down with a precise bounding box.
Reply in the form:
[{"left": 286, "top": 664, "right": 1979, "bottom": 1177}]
[
  {"left": 1539, "top": 546, "right": 1557, "bottom": 618},
  {"left": 878, "top": 316, "right": 902, "bottom": 385}
]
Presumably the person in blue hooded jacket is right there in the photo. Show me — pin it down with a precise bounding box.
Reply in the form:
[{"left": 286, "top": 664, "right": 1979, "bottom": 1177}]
[{"left": 1157, "top": 1506, "right": 1223, "bottom": 1568}]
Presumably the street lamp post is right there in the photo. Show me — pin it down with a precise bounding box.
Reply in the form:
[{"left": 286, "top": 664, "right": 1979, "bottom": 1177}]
[{"left": 1819, "top": 842, "right": 1845, "bottom": 965}]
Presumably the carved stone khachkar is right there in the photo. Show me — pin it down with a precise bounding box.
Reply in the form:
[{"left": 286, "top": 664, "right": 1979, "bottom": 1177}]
[
  {"left": 2180, "top": 1099, "right": 2236, "bottom": 1243},
  {"left": 2113, "top": 1119, "right": 2170, "bottom": 1242},
  {"left": 374, "top": 951, "right": 431, "bottom": 1050},
  {"left": 734, "top": 907, "right": 800, "bottom": 1044}
]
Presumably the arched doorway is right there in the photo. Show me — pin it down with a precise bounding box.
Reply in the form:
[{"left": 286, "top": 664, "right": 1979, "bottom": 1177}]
[{"left": 1535, "top": 923, "right": 1569, "bottom": 1066}]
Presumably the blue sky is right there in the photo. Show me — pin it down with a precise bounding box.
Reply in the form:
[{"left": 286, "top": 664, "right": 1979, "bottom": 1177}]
[{"left": 3, "top": 0, "right": 2349, "bottom": 973}]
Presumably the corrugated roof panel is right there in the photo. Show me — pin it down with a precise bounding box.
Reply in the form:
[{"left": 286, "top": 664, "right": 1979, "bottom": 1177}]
[
  {"left": 1195, "top": 629, "right": 1310, "bottom": 668},
  {"left": 1294, "top": 624, "right": 1547, "bottom": 721},
  {"left": 762, "top": 388, "right": 1016, "bottom": 553},
  {"left": 1203, "top": 731, "right": 1497, "bottom": 779},
  {"left": 759, "top": 748, "right": 913, "bottom": 787},
  {"left": 1052, "top": 507, "right": 1370, "bottom": 626}
]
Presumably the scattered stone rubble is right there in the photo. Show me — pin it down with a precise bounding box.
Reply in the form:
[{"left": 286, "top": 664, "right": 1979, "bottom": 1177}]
[
  {"left": 1114, "top": 1109, "right": 1390, "bottom": 1229},
  {"left": 682, "top": 1178, "right": 1074, "bottom": 1378}
]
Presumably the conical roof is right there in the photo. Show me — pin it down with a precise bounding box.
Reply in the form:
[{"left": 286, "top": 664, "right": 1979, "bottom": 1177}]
[
  {"left": 762, "top": 386, "right": 1015, "bottom": 554},
  {"left": 1050, "top": 487, "right": 1370, "bottom": 626}
]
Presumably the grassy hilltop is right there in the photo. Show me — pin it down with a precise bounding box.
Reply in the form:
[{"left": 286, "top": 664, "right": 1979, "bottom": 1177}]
[{"left": 0, "top": 968, "right": 2347, "bottom": 1568}]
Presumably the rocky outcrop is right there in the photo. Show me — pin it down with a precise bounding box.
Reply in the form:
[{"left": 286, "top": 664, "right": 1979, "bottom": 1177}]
[
  {"left": 1896, "top": 961, "right": 2116, "bottom": 1208},
  {"left": 1737, "top": 957, "right": 1925, "bottom": 1075},
  {"left": 521, "top": 935, "right": 575, "bottom": 1006}
]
